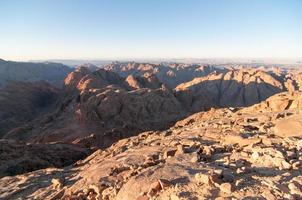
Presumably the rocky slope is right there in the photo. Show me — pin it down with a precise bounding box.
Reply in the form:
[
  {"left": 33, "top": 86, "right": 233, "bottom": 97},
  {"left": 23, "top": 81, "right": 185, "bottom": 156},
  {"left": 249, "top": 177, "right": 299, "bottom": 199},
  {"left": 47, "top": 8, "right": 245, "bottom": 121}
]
[
  {"left": 0, "top": 81, "right": 60, "bottom": 137},
  {"left": 0, "top": 59, "right": 72, "bottom": 87},
  {"left": 3, "top": 67, "right": 186, "bottom": 148},
  {"left": 1, "top": 91, "right": 301, "bottom": 200},
  {"left": 125, "top": 73, "right": 163, "bottom": 90},
  {"left": 175, "top": 68, "right": 302, "bottom": 112},
  {"left": 0, "top": 139, "right": 90, "bottom": 178}
]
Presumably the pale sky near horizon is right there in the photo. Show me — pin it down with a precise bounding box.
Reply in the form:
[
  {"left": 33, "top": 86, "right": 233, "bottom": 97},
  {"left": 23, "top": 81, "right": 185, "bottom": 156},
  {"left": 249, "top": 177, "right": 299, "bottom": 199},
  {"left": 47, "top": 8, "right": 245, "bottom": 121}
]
[{"left": 0, "top": 0, "right": 301, "bottom": 61}]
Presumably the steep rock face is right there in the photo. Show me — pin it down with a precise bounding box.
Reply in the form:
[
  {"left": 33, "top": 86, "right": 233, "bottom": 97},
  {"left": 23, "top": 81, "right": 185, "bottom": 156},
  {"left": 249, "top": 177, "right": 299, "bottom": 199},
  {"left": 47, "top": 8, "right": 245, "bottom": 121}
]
[
  {"left": 0, "top": 81, "right": 60, "bottom": 137},
  {"left": 76, "top": 69, "right": 129, "bottom": 91},
  {"left": 0, "top": 59, "right": 72, "bottom": 87},
  {"left": 286, "top": 70, "right": 302, "bottom": 91},
  {"left": 72, "top": 86, "right": 185, "bottom": 147},
  {"left": 76, "top": 63, "right": 99, "bottom": 72},
  {"left": 0, "top": 139, "right": 90, "bottom": 178},
  {"left": 64, "top": 66, "right": 128, "bottom": 92},
  {"left": 125, "top": 73, "right": 163, "bottom": 89},
  {"left": 174, "top": 68, "right": 297, "bottom": 112},
  {"left": 105, "top": 62, "right": 223, "bottom": 88},
  {"left": 64, "top": 66, "right": 92, "bottom": 91}
]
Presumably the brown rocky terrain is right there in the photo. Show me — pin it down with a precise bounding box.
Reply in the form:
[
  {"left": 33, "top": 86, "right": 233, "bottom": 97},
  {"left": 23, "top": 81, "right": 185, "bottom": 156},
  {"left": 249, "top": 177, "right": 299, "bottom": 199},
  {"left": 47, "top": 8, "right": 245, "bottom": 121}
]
[
  {"left": 3, "top": 67, "right": 186, "bottom": 148},
  {"left": 4, "top": 64, "right": 302, "bottom": 147},
  {"left": 125, "top": 73, "right": 163, "bottom": 90},
  {"left": 0, "top": 81, "right": 60, "bottom": 138},
  {"left": 175, "top": 68, "right": 302, "bottom": 112},
  {"left": 104, "top": 62, "right": 225, "bottom": 89},
  {"left": 1, "top": 62, "right": 302, "bottom": 200},
  {"left": 0, "top": 139, "right": 90, "bottom": 178},
  {"left": 0, "top": 91, "right": 301, "bottom": 199}
]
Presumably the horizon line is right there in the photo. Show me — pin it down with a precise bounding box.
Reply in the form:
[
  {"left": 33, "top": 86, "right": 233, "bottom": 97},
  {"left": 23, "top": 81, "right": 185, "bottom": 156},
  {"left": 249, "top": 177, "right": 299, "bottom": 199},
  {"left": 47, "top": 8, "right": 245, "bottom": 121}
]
[{"left": 2, "top": 57, "right": 302, "bottom": 62}]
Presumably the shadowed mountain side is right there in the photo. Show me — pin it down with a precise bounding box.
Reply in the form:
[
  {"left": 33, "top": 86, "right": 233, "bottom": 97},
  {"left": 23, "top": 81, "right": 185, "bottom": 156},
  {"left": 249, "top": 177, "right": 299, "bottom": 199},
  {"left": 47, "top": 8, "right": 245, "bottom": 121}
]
[
  {"left": 0, "top": 59, "right": 72, "bottom": 88},
  {"left": 4, "top": 86, "right": 186, "bottom": 148},
  {"left": 0, "top": 81, "right": 60, "bottom": 138},
  {"left": 3, "top": 67, "right": 186, "bottom": 148},
  {"left": 0, "top": 139, "right": 90, "bottom": 178},
  {"left": 175, "top": 79, "right": 283, "bottom": 112},
  {"left": 173, "top": 67, "right": 301, "bottom": 112},
  {"left": 125, "top": 73, "right": 163, "bottom": 90}
]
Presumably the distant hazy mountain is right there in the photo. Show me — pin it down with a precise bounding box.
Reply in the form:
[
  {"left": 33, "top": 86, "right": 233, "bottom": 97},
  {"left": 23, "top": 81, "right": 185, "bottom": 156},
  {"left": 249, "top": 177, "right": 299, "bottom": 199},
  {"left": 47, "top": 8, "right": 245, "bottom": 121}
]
[
  {"left": 30, "top": 59, "right": 112, "bottom": 68},
  {"left": 0, "top": 59, "right": 72, "bottom": 87}
]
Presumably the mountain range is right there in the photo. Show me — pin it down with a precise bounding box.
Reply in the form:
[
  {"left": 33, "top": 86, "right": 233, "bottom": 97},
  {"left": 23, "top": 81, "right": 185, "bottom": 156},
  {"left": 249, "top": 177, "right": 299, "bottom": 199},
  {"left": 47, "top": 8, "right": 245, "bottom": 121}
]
[{"left": 0, "top": 60, "right": 301, "bottom": 199}]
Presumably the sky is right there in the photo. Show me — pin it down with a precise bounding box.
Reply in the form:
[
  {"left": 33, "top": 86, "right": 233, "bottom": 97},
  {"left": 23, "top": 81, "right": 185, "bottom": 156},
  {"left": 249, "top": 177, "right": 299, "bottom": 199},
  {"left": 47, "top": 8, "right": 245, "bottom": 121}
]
[{"left": 0, "top": 0, "right": 301, "bottom": 61}]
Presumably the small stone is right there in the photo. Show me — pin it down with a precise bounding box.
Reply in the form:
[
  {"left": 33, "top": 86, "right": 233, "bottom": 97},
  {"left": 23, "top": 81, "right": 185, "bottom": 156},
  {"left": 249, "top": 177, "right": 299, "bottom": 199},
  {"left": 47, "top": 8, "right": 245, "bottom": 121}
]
[
  {"left": 202, "top": 146, "right": 213, "bottom": 156},
  {"left": 195, "top": 173, "right": 211, "bottom": 185},
  {"left": 288, "top": 181, "right": 302, "bottom": 195},
  {"left": 251, "top": 151, "right": 259, "bottom": 160},
  {"left": 281, "top": 160, "right": 292, "bottom": 170},
  {"left": 235, "top": 179, "right": 244, "bottom": 187},
  {"left": 158, "top": 179, "right": 171, "bottom": 189},
  {"left": 136, "top": 195, "right": 149, "bottom": 200},
  {"left": 170, "top": 194, "right": 180, "bottom": 200},
  {"left": 163, "top": 149, "right": 177, "bottom": 158},
  {"left": 88, "top": 184, "right": 101, "bottom": 200},
  {"left": 214, "top": 169, "right": 223, "bottom": 176},
  {"left": 176, "top": 145, "right": 185, "bottom": 154},
  {"left": 147, "top": 182, "right": 161, "bottom": 197},
  {"left": 222, "top": 171, "right": 235, "bottom": 183},
  {"left": 262, "top": 138, "right": 273, "bottom": 146},
  {"left": 51, "top": 178, "right": 64, "bottom": 189},
  {"left": 147, "top": 179, "right": 170, "bottom": 197},
  {"left": 284, "top": 194, "right": 295, "bottom": 199},
  {"left": 261, "top": 190, "right": 276, "bottom": 200},
  {"left": 240, "top": 151, "right": 249, "bottom": 157},
  {"left": 276, "top": 184, "right": 290, "bottom": 194},
  {"left": 236, "top": 168, "right": 244, "bottom": 174},
  {"left": 286, "top": 151, "right": 297, "bottom": 159},
  {"left": 219, "top": 183, "right": 233, "bottom": 194},
  {"left": 102, "top": 187, "right": 117, "bottom": 199},
  {"left": 190, "top": 152, "right": 200, "bottom": 162},
  {"left": 292, "top": 161, "right": 302, "bottom": 169}
]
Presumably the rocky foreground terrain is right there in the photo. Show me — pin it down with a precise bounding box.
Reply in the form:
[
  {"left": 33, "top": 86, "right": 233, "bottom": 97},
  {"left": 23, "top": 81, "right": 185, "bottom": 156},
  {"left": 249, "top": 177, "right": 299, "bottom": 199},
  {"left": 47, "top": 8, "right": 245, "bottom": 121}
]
[
  {"left": 0, "top": 90, "right": 301, "bottom": 199},
  {"left": 0, "top": 62, "right": 302, "bottom": 199}
]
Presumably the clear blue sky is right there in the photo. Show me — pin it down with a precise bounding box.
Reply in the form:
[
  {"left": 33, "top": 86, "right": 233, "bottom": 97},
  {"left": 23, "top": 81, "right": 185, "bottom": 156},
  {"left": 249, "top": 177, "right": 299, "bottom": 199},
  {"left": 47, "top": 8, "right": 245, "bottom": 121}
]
[{"left": 0, "top": 0, "right": 301, "bottom": 60}]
